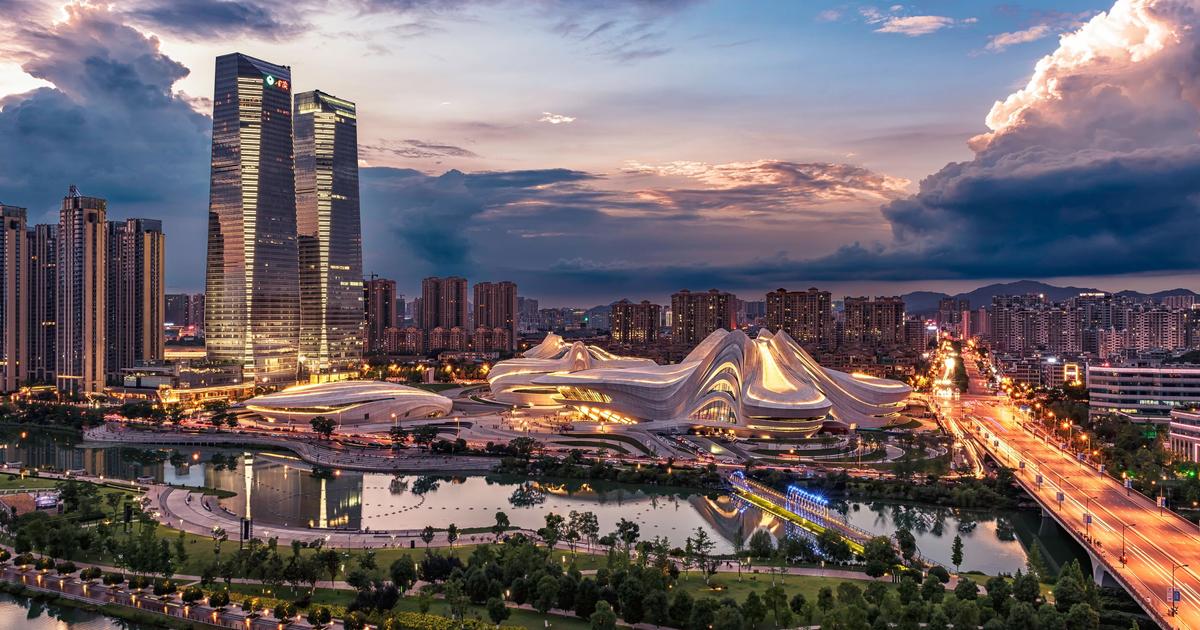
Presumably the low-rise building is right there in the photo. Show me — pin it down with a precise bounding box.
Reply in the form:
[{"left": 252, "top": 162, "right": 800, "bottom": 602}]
[
  {"left": 1087, "top": 363, "right": 1200, "bottom": 423},
  {"left": 1168, "top": 409, "right": 1200, "bottom": 463},
  {"left": 104, "top": 360, "right": 253, "bottom": 406}
]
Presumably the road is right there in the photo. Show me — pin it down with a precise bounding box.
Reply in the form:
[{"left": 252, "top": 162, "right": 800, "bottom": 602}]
[{"left": 953, "top": 350, "right": 1200, "bottom": 629}]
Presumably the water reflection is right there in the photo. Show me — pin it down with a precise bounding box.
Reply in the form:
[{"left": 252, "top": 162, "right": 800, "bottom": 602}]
[
  {"left": 0, "top": 434, "right": 1088, "bottom": 574},
  {"left": 0, "top": 592, "right": 146, "bottom": 629}
]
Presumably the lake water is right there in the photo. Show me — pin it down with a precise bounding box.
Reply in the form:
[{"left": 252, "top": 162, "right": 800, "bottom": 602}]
[
  {"left": 1, "top": 434, "right": 1088, "bottom": 575},
  {"left": 0, "top": 592, "right": 146, "bottom": 629}
]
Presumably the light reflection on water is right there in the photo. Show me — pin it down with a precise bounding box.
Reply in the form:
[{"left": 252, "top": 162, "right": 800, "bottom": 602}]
[
  {"left": 0, "top": 592, "right": 147, "bottom": 629},
  {"left": 0, "top": 434, "right": 1082, "bottom": 575}
]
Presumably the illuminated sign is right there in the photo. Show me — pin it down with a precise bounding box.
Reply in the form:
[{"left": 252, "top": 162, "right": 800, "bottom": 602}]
[{"left": 263, "top": 74, "right": 290, "bottom": 92}]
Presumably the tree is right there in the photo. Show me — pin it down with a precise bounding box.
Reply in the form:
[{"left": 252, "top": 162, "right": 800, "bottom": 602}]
[
  {"left": 895, "top": 529, "right": 917, "bottom": 566},
  {"left": 747, "top": 529, "right": 774, "bottom": 559},
  {"left": 445, "top": 579, "right": 470, "bottom": 621},
  {"left": 763, "top": 584, "right": 787, "bottom": 626},
  {"left": 862, "top": 536, "right": 899, "bottom": 578},
  {"left": 420, "top": 525, "right": 436, "bottom": 548},
  {"left": 446, "top": 523, "right": 459, "bottom": 547},
  {"left": 686, "top": 527, "right": 717, "bottom": 584},
  {"left": 816, "top": 529, "right": 852, "bottom": 562},
  {"left": 1013, "top": 569, "right": 1040, "bottom": 604},
  {"left": 669, "top": 590, "right": 694, "bottom": 628},
  {"left": 951, "top": 534, "right": 964, "bottom": 573},
  {"left": 817, "top": 586, "right": 834, "bottom": 614},
  {"left": 578, "top": 511, "right": 600, "bottom": 553},
  {"left": 1066, "top": 603, "right": 1100, "bottom": 630},
  {"left": 540, "top": 513, "right": 565, "bottom": 549},
  {"left": 614, "top": 518, "right": 640, "bottom": 555},
  {"left": 920, "top": 572, "right": 945, "bottom": 603},
  {"left": 492, "top": 511, "right": 510, "bottom": 542},
  {"left": 306, "top": 606, "right": 332, "bottom": 628},
  {"left": 986, "top": 575, "right": 1013, "bottom": 615},
  {"left": 897, "top": 575, "right": 919, "bottom": 605},
  {"left": 388, "top": 425, "right": 409, "bottom": 449},
  {"left": 742, "top": 591, "right": 767, "bottom": 629},
  {"left": 590, "top": 601, "right": 618, "bottom": 630},
  {"left": 954, "top": 577, "right": 979, "bottom": 601},
  {"left": 1025, "top": 541, "right": 1048, "bottom": 580},
  {"left": 487, "top": 597, "right": 510, "bottom": 626},
  {"left": 1007, "top": 601, "right": 1038, "bottom": 629},
  {"left": 309, "top": 415, "right": 336, "bottom": 439},
  {"left": 575, "top": 577, "right": 599, "bottom": 619},
  {"left": 389, "top": 557, "right": 417, "bottom": 593},
  {"left": 713, "top": 604, "right": 745, "bottom": 630},
  {"left": 535, "top": 575, "right": 559, "bottom": 613}
]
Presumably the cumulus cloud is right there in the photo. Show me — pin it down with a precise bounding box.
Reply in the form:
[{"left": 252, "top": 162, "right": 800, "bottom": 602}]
[
  {"left": 822, "top": 0, "right": 1200, "bottom": 281},
  {"left": 985, "top": 24, "right": 1053, "bottom": 52},
  {"left": 621, "top": 160, "right": 910, "bottom": 202},
  {"left": 538, "top": 112, "right": 577, "bottom": 124},
  {"left": 0, "top": 3, "right": 210, "bottom": 285}
]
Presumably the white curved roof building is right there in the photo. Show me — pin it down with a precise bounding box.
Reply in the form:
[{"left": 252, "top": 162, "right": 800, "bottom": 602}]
[
  {"left": 489, "top": 329, "right": 911, "bottom": 436},
  {"left": 488, "top": 333, "right": 659, "bottom": 406},
  {"left": 240, "top": 380, "right": 452, "bottom": 430}
]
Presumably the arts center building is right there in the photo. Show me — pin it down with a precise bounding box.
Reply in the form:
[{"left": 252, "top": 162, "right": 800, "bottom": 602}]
[{"left": 487, "top": 329, "right": 912, "bottom": 437}]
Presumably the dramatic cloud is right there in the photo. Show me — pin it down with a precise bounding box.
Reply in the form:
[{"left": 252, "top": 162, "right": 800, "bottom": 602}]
[
  {"left": 985, "top": 23, "right": 1053, "bottom": 51},
  {"left": 0, "top": 4, "right": 210, "bottom": 285},
  {"left": 123, "top": 0, "right": 306, "bottom": 40},
  {"left": 621, "top": 160, "right": 910, "bottom": 203},
  {"left": 816, "top": 0, "right": 1200, "bottom": 281},
  {"left": 363, "top": 139, "right": 480, "bottom": 159},
  {"left": 538, "top": 112, "right": 576, "bottom": 124}
]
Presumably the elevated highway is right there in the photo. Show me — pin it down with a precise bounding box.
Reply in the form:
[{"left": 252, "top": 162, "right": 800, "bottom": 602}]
[{"left": 955, "top": 356, "right": 1199, "bottom": 629}]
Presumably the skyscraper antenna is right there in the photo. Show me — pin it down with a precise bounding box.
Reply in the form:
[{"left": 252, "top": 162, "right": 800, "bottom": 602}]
[{"left": 68, "top": 185, "right": 81, "bottom": 198}]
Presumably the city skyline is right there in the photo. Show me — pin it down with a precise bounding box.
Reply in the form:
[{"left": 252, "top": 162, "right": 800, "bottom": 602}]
[{"left": 2, "top": 0, "right": 1198, "bottom": 305}]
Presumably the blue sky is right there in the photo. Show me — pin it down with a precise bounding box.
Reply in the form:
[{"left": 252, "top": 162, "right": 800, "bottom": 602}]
[{"left": 1, "top": 0, "right": 1197, "bottom": 305}]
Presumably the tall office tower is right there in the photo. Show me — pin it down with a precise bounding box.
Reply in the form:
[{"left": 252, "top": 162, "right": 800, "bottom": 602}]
[
  {"left": 57, "top": 186, "right": 107, "bottom": 395},
  {"left": 165, "top": 293, "right": 190, "bottom": 326},
  {"left": 27, "top": 224, "right": 56, "bottom": 383},
  {"left": 363, "top": 278, "right": 396, "bottom": 353},
  {"left": 473, "top": 281, "right": 518, "bottom": 351},
  {"left": 105, "top": 218, "right": 165, "bottom": 381},
  {"left": 205, "top": 53, "right": 299, "bottom": 384},
  {"left": 765, "top": 287, "right": 834, "bottom": 347},
  {"left": 295, "top": 90, "right": 362, "bottom": 375},
  {"left": 842, "top": 296, "right": 906, "bottom": 347},
  {"left": 610, "top": 299, "right": 661, "bottom": 345},
  {"left": 421, "top": 277, "right": 468, "bottom": 331},
  {"left": 0, "top": 205, "right": 28, "bottom": 392},
  {"left": 671, "top": 289, "right": 737, "bottom": 348}
]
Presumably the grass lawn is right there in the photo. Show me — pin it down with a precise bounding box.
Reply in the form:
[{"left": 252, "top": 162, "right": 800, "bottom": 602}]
[
  {"left": 394, "top": 597, "right": 592, "bottom": 630},
  {"left": 0, "top": 473, "right": 61, "bottom": 490},
  {"left": 674, "top": 572, "right": 895, "bottom": 604},
  {"left": 223, "top": 583, "right": 356, "bottom": 607}
]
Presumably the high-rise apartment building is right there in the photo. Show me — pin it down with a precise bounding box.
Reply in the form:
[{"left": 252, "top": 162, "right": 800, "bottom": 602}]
[
  {"left": 205, "top": 53, "right": 299, "bottom": 384},
  {"left": 106, "top": 218, "right": 165, "bottom": 382},
  {"left": 27, "top": 224, "right": 56, "bottom": 383},
  {"left": 937, "top": 297, "right": 971, "bottom": 329},
  {"left": 295, "top": 90, "right": 362, "bottom": 375},
  {"left": 363, "top": 278, "right": 397, "bottom": 353},
  {"left": 765, "top": 287, "right": 833, "bottom": 347},
  {"left": 610, "top": 299, "right": 661, "bottom": 345},
  {"left": 473, "top": 281, "right": 518, "bottom": 352},
  {"left": 842, "top": 296, "right": 905, "bottom": 347},
  {"left": 57, "top": 186, "right": 106, "bottom": 395},
  {"left": 671, "top": 289, "right": 737, "bottom": 348},
  {"left": 166, "top": 294, "right": 190, "bottom": 326},
  {"left": 0, "top": 205, "right": 28, "bottom": 392},
  {"left": 421, "top": 277, "right": 468, "bottom": 331}
]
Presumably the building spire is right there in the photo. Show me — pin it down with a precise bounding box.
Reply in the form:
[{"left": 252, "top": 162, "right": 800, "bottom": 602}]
[{"left": 67, "top": 184, "right": 81, "bottom": 198}]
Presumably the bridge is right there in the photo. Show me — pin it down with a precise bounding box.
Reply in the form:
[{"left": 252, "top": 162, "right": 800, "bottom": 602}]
[
  {"left": 728, "top": 471, "right": 872, "bottom": 554},
  {"left": 950, "top": 357, "right": 1200, "bottom": 629}
]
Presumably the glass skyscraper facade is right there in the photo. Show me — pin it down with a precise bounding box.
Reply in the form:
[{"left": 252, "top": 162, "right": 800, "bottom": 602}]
[
  {"left": 295, "top": 90, "right": 363, "bottom": 375},
  {"left": 206, "top": 53, "right": 299, "bottom": 384}
]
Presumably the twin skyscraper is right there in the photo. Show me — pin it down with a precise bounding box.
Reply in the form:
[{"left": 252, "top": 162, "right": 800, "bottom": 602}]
[{"left": 205, "top": 53, "right": 363, "bottom": 384}]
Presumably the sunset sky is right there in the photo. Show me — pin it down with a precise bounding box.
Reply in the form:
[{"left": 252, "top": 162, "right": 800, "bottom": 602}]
[{"left": 1, "top": 0, "right": 1198, "bottom": 305}]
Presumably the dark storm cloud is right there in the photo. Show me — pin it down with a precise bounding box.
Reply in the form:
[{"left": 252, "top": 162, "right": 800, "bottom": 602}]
[
  {"left": 0, "top": 4, "right": 210, "bottom": 287},
  {"left": 124, "top": 0, "right": 307, "bottom": 40}
]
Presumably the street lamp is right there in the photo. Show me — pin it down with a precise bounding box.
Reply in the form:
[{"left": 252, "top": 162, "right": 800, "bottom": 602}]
[
  {"left": 1120, "top": 523, "right": 1135, "bottom": 566},
  {"left": 1171, "top": 562, "right": 1188, "bottom": 616}
]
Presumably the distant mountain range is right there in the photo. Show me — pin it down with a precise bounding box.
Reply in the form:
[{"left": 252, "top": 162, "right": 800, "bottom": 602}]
[{"left": 902, "top": 280, "right": 1200, "bottom": 315}]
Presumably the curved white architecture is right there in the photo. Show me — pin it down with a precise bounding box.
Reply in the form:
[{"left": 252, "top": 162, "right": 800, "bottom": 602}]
[
  {"left": 490, "top": 329, "right": 911, "bottom": 436},
  {"left": 240, "top": 380, "right": 452, "bottom": 430},
  {"left": 488, "top": 333, "right": 658, "bottom": 406}
]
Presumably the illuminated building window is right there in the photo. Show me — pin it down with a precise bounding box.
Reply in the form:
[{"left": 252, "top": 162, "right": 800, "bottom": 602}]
[
  {"left": 556, "top": 387, "right": 612, "bottom": 403},
  {"left": 691, "top": 400, "right": 735, "bottom": 424}
]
